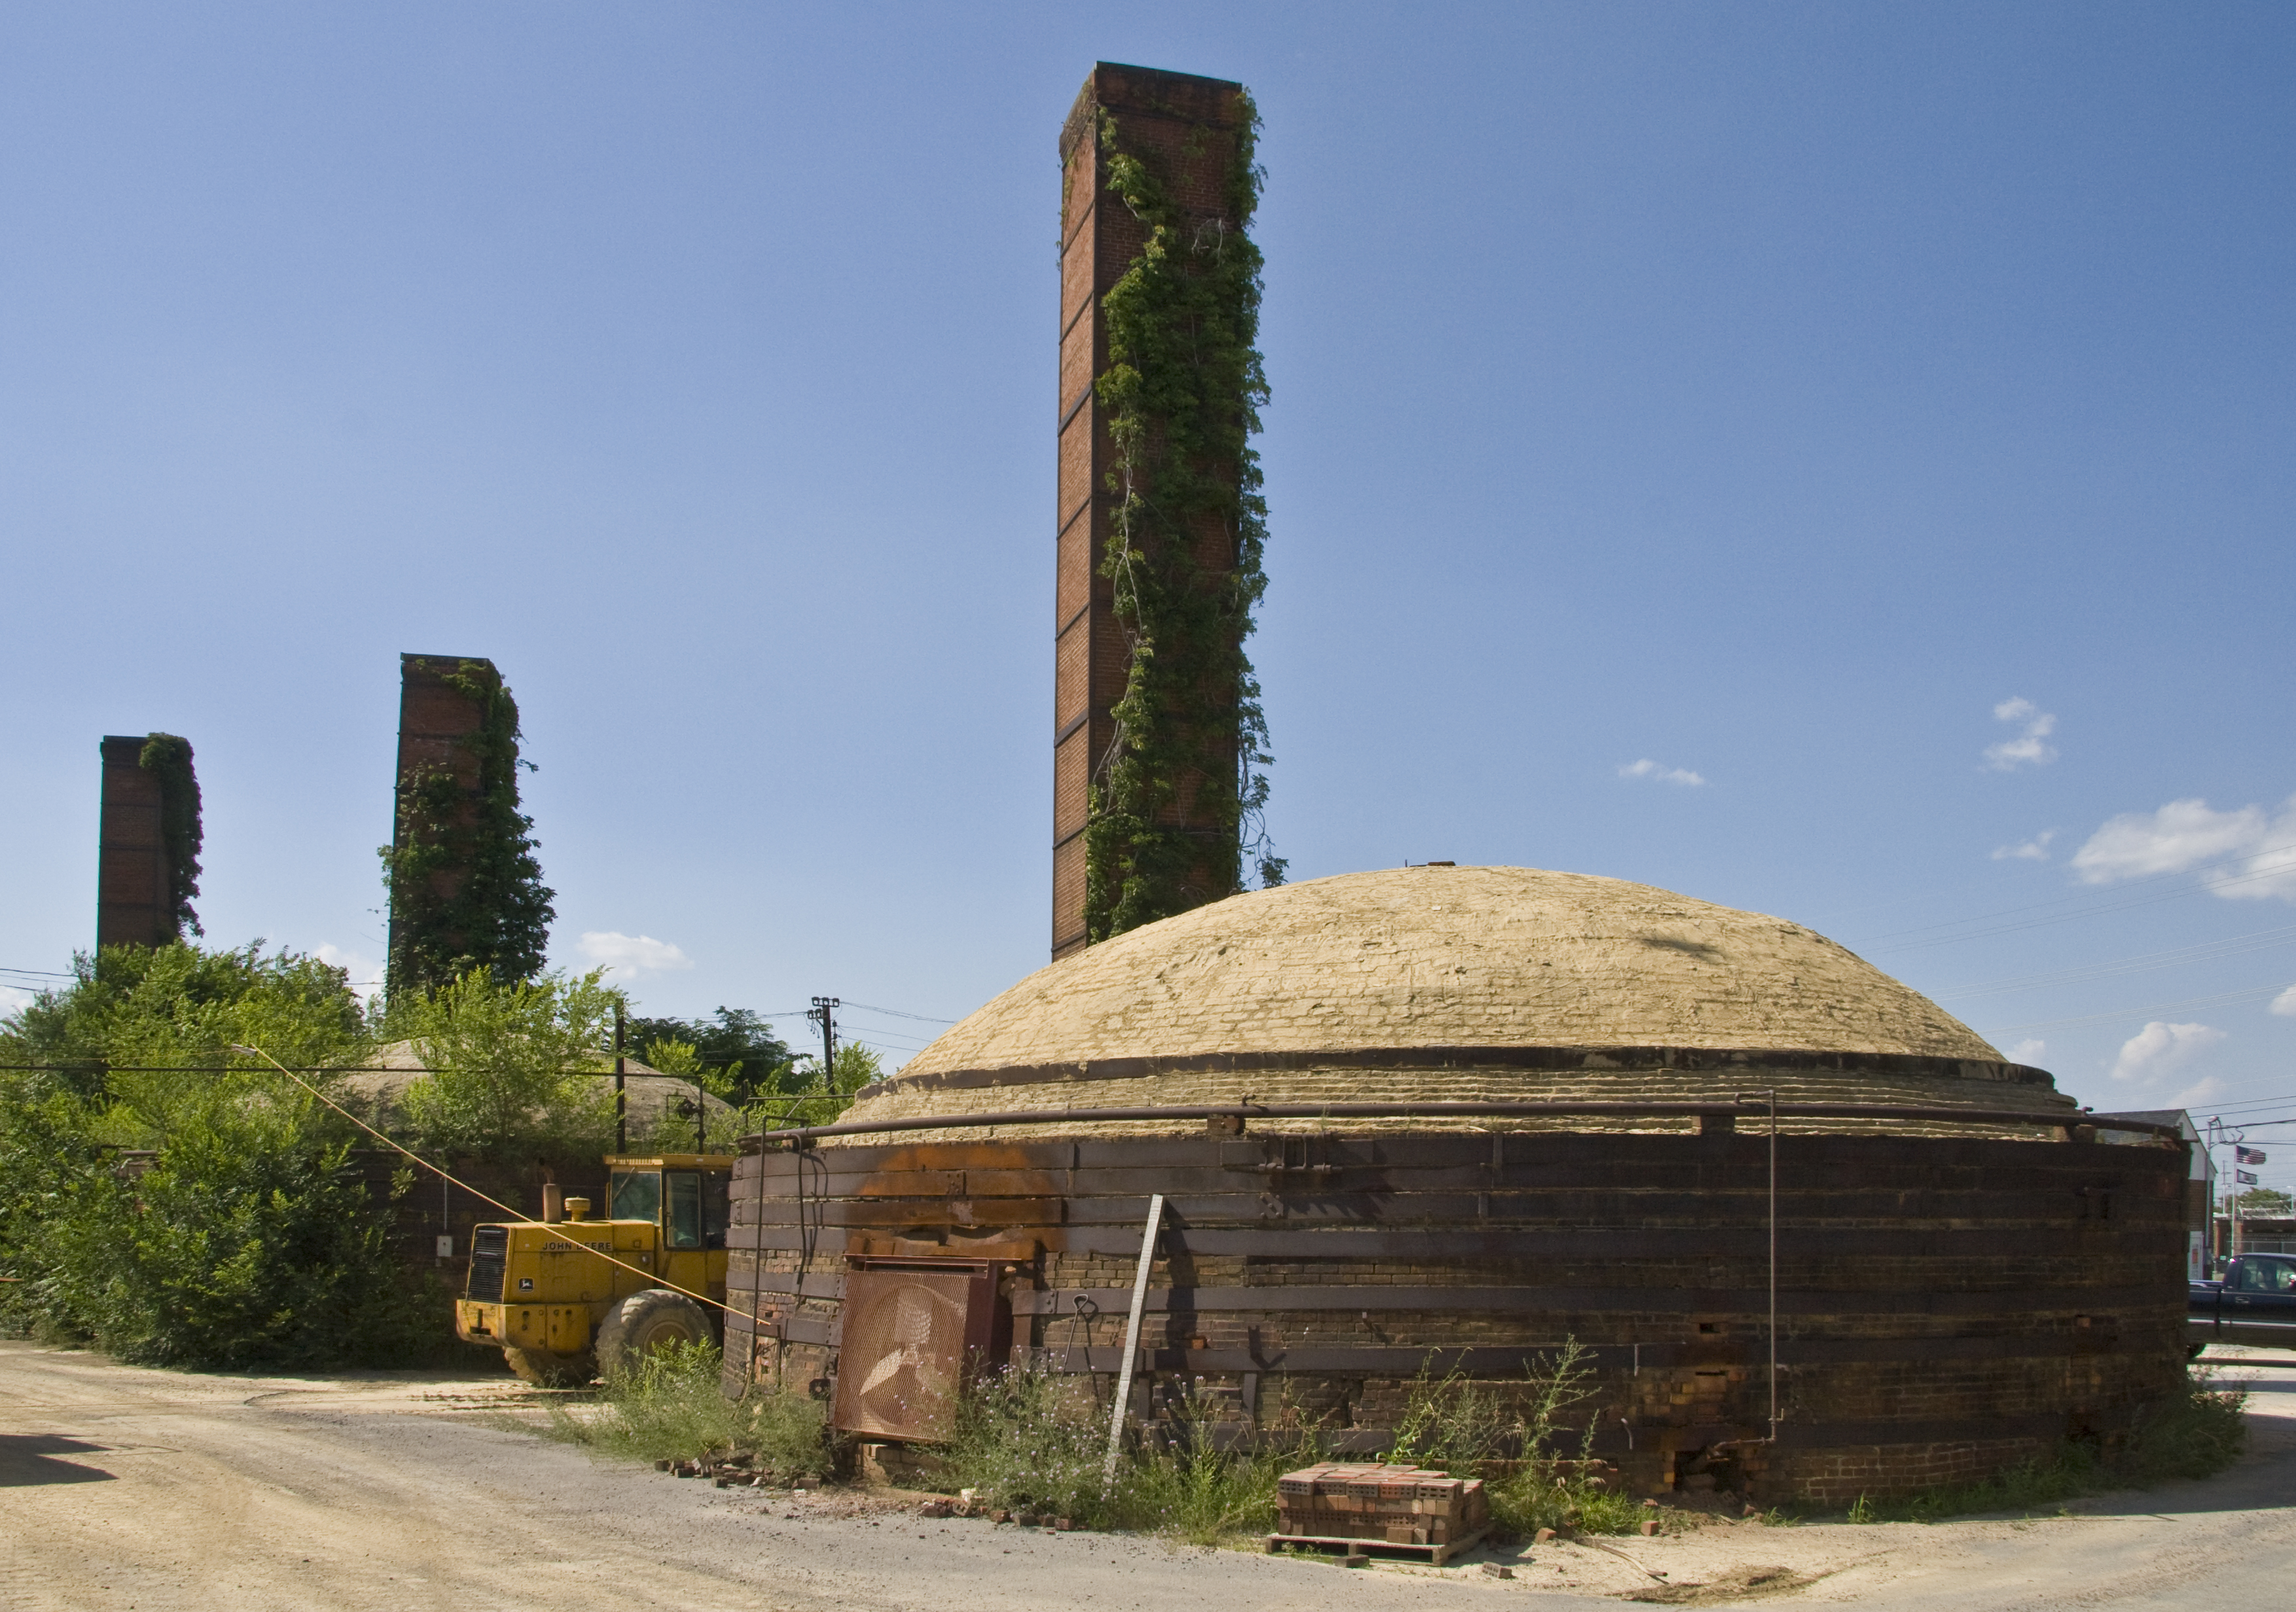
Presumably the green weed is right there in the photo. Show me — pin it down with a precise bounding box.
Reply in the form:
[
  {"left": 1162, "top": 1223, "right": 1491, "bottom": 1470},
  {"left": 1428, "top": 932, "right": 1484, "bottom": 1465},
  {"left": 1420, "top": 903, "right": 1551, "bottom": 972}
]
[
  {"left": 1127, "top": 1412, "right": 1325, "bottom": 1545},
  {"left": 1390, "top": 1340, "right": 1643, "bottom": 1537},
  {"left": 941, "top": 1363, "right": 1126, "bottom": 1527},
  {"left": 544, "top": 1340, "right": 834, "bottom": 1476},
  {"left": 939, "top": 1365, "right": 1323, "bottom": 1543}
]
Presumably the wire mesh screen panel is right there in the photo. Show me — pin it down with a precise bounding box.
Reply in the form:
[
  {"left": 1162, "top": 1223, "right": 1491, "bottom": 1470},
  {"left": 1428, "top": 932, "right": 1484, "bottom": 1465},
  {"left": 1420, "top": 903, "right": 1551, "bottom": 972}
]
[{"left": 833, "top": 1266, "right": 979, "bottom": 1441}]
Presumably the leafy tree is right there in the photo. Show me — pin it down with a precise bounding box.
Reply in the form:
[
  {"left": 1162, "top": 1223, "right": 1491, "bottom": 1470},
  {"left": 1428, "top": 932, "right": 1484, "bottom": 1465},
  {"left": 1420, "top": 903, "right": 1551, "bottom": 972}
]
[
  {"left": 0, "top": 942, "right": 438, "bottom": 1366},
  {"left": 1, "top": 942, "right": 367, "bottom": 1120},
  {"left": 632, "top": 1039, "right": 880, "bottom": 1153},
  {"left": 381, "top": 659, "right": 554, "bottom": 996},
  {"left": 386, "top": 967, "right": 619, "bottom": 1162},
  {"left": 774, "top": 1041, "right": 882, "bottom": 1129},
  {"left": 2231, "top": 1187, "right": 2293, "bottom": 1216},
  {"left": 623, "top": 1007, "right": 793, "bottom": 1106}
]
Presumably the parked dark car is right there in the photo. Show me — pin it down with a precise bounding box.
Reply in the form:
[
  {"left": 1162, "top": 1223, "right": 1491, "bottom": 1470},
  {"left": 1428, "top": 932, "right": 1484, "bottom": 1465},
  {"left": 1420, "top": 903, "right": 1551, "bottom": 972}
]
[{"left": 2190, "top": 1253, "right": 2296, "bottom": 1350}]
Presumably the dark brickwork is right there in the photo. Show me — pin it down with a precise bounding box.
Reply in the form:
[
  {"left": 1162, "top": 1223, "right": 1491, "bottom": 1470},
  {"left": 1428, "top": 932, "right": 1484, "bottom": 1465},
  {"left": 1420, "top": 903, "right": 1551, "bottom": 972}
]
[
  {"left": 1052, "top": 64, "right": 1251, "bottom": 959},
  {"left": 725, "top": 1127, "right": 2189, "bottom": 1503},
  {"left": 386, "top": 653, "right": 495, "bottom": 971},
  {"left": 96, "top": 736, "right": 171, "bottom": 950},
  {"left": 351, "top": 1150, "right": 605, "bottom": 1278}
]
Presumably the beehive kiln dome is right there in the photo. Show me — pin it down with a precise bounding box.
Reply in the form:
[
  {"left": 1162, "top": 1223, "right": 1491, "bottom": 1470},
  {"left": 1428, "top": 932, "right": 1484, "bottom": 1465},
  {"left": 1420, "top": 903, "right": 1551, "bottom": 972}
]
[{"left": 848, "top": 867, "right": 2060, "bottom": 1131}]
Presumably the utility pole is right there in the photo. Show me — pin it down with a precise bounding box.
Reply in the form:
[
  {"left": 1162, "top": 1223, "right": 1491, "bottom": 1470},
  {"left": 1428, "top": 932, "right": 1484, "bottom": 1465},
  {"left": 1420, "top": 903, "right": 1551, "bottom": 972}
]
[
  {"left": 613, "top": 1004, "right": 627, "bottom": 1155},
  {"left": 2208, "top": 1116, "right": 2247, "bottom": 1265},
  {"left": 807, "top": 997, "right": 840, "bottom": 1094}
]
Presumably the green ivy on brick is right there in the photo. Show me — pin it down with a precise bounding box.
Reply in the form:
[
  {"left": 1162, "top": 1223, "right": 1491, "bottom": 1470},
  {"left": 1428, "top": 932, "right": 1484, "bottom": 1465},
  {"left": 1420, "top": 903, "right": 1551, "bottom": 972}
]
[
  {"left": 1084, "top": 90, "right": 1284, "bottom": 944},
  {"left": 137, "top": 734, "right": 202, "bottom": 940},
  {"left": 380, "top": 660, "right": 554, "bottom": 997}
]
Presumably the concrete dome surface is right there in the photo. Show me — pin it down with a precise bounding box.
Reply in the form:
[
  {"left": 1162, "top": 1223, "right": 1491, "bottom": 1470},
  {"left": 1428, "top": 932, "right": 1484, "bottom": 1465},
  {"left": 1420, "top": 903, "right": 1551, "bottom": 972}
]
[{"left": 902, "top": 865, "right": 1999, "bottom": 1076}]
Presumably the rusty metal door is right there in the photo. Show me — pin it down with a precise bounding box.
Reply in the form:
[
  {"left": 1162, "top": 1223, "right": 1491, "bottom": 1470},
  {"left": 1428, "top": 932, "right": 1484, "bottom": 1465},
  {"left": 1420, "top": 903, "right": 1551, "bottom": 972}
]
[{"left": 833, "top": 1259, "right": 1007, "bottom": 1441}]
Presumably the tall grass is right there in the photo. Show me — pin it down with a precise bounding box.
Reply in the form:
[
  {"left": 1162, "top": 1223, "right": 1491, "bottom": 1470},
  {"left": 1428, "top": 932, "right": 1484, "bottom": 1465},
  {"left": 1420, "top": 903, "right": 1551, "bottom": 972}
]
[
  {"left": 941, "top": 1362, "right": 1121, "bottom": 1525},
  {"left": 1390, "top": 1341, "right": 1645, "bottom": 1537},
  {"left": 939, "top": 1366, "right": 1321, "bottom": 1542},
  {"left": 941, "top": 1346, "right": 1641, "bottom": 1545},
  {"left": 543, "top": 1340, "right": 836, "bottom": 1477},
  {"left": 1126, "top": 1408, "right": 1324, "bottom": 1544}
]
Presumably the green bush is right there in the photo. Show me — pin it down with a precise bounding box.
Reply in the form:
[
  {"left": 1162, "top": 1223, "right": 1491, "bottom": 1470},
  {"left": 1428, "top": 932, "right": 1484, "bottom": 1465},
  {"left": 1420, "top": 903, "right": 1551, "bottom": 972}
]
[
  {"left": 0, "top": 942, "right": 452, "bottom": 1367},
  {"left": 545, "top": 1340, "right": 836, "bottom": 1476},
  {"left": 18, "top": 1102, "right": 442, "bottom": 1367}
]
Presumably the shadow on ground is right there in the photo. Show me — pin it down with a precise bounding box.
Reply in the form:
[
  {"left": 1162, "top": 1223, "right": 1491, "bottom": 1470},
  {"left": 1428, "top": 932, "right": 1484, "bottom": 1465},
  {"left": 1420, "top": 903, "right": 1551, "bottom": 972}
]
[{"left": 0, "top": 1433, "right": 117, "bottom": 1486}]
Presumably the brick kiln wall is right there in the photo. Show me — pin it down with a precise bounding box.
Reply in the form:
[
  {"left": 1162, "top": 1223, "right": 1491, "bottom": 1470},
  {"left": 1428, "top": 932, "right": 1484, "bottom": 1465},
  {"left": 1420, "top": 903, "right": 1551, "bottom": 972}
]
[{"left": 722, "top": 1125, "right": 2187, "bottom": 1504}]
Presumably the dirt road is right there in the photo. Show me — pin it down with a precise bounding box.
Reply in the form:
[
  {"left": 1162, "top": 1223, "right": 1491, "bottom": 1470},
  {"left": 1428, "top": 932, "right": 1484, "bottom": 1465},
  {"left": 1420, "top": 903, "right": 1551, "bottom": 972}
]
[{"left": 3, "top": 1340, "right": 2292, "bottom": 1610}]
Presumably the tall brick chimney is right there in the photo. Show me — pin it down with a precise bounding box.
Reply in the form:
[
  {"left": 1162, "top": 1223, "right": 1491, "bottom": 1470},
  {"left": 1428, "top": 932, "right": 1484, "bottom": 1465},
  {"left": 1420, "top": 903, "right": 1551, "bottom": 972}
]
[
  {"left": 1052, "top": 63, "right": 1257, "bottom": 960},
  {"left": 386, "top": 653, "right": 497, "bottom": 983},
  {"left": 96, "top": 736, "right": 171, "bottom": 950},
  {"left": 384, "top": 653, "right": 553, "bottom": 995}
]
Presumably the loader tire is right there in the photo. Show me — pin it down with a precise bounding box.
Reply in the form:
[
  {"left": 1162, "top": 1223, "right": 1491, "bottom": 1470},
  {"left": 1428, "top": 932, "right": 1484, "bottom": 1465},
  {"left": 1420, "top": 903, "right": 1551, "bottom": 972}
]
[
  {"left": 503, "top": 1346, "right": 596, "bottom": 1387},
  {"left": 596, "top": 1288, "right": 715, "bottom": 1379}
]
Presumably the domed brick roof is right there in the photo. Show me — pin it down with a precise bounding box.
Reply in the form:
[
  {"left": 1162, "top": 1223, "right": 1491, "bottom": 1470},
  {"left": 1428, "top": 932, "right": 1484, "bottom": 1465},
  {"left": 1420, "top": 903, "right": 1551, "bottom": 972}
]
[{"left": 846, "top": 867, "right": 2059, "bottom": 1134}]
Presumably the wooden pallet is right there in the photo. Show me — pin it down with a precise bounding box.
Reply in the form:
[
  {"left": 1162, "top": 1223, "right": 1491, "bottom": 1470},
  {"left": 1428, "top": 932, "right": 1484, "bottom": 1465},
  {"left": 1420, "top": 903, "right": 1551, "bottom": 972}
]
[{"left": 1265, "top": 1526, "right": 1490, "bottom": 1567}]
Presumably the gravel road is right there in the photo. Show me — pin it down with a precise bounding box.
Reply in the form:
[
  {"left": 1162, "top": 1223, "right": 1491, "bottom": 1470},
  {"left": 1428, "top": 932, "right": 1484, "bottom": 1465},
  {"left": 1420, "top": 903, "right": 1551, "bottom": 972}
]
[{"left": 3, "top": 1340, "right": 2292, "bottom": 1611}]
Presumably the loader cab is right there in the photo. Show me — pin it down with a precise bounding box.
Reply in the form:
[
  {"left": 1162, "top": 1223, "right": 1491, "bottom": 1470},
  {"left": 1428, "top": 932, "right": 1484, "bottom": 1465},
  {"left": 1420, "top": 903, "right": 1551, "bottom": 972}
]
[{"left": 605, "top": 1155, "right": 733, "bottom": 1252}]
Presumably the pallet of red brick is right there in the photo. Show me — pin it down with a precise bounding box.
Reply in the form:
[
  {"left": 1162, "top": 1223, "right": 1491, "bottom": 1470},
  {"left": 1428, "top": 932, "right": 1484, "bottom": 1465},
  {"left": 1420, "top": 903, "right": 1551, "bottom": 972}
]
[{"left": 1273, "top": 1461, "right": 1490, "bottom": 1547}]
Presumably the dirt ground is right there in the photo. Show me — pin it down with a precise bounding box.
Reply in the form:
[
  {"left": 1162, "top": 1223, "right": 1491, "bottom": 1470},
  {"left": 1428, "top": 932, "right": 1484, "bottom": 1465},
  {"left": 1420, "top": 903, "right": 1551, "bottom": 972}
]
[{"left": 3, "top": 1340, "right": 2291, "bottom": 1611}]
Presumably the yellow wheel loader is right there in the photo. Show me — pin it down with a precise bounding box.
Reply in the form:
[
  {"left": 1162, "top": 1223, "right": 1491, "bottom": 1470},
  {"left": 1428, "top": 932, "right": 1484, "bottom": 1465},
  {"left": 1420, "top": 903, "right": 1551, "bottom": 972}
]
[{"left": 454, "top": 1154, "right": 734, "bottom": 1386}]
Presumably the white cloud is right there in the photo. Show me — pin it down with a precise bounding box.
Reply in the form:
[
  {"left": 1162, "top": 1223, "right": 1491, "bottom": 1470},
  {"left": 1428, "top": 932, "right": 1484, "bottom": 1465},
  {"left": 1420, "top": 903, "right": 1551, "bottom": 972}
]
[
  {"left": 578, "top": 932, "right": 696, "bottom": 979},
  {"left": 315, "top": 944, "right": 384, "bottom": 1004},
  {"left": 1619, "top": 759, "right": 1706, "bottom": 787},
  {"left": 1992, "top": 829, "right": 2056, "bottom": 862},
  {"left": 2171, "top": 1076, "right": 2227, "bottom": 1109},
  {"left": 2270, "top": 985, "right": 2296, "bottom": 1018},
  {"left": 2071, "top": 793, "right": 2296, "bottom": 901},
  {"left": 2007, "top": 1039, "right": 2047, "bottom": 1065},
  {"left": 2109, "top": 1020, "right": 2225, "bottom": 1084},
  {"left": 0, "top": 984, "right": 35, "bottom": 1018},
  {"left": 1983, "top": 697, "right": 2058, "bottom": 771}
]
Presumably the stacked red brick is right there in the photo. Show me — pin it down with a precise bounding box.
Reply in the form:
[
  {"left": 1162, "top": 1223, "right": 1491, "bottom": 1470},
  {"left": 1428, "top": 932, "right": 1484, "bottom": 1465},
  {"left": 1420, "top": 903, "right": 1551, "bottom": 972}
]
[{"left": 1274, "top": 1462, "right": 1490, "bottom": 1549}]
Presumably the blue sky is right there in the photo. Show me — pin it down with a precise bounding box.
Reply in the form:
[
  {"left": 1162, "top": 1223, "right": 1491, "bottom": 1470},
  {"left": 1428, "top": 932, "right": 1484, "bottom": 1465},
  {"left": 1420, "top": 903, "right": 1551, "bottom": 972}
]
[{"left": 3, "top": 4, "right": 2291, "bottom": 1185}]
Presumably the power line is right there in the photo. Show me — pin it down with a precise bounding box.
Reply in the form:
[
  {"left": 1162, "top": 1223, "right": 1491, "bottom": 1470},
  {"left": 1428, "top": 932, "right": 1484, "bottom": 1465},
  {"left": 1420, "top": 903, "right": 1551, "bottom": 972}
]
[
  {"left": 2201, "top": 1093, "right": 2296, "bottom": 1117},
  {"left": 1853, "top": 838, "right": 2296, "bottom": 954},
  {"left": 1933, "top": 924, "right": 2296, "bottom": 1001},
  {"left": 840, "top": 999, "right": 958, "bottom": 1024},
  {"left": 1870, "top": 863, "right": 2296, "bottom": 956},
  {"left": 1990, "top": 983, "right": 2291, "bottom": 1034}
]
